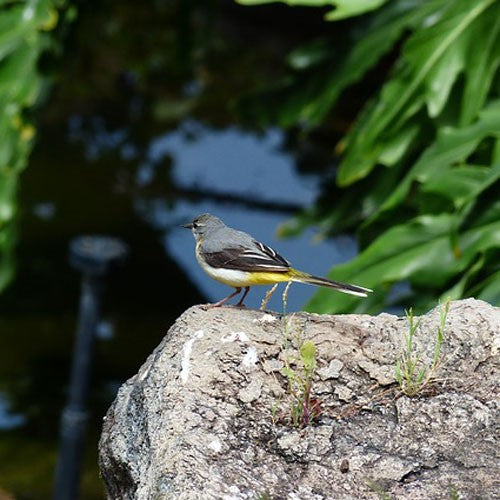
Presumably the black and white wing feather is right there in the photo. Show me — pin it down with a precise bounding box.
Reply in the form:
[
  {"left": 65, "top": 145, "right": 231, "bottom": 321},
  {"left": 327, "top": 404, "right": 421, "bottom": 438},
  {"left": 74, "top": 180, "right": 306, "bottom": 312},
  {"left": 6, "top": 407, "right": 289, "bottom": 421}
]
[{"left": 203, "top": 240, "right": 290, "bottom": 272}]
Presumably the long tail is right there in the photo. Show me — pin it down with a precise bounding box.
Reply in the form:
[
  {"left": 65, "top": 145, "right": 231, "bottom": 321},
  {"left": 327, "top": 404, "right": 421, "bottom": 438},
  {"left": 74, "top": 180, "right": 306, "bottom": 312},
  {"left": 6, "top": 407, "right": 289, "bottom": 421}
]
[{"left": 290, "top": 269, "right": 372, "bottom": 297}]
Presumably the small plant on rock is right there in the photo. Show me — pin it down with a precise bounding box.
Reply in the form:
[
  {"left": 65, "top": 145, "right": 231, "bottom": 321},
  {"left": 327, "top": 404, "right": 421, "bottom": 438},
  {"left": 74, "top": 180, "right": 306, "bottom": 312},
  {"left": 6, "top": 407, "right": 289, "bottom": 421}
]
[
  {"left": 280, "top": 282, "right": 321, "bottom": 427},
  {"left": 281, "top": 339, "right": 321, "bottom": 427},
  {"left": 395, "top": 300, "right": 450, "bottom": 396}
]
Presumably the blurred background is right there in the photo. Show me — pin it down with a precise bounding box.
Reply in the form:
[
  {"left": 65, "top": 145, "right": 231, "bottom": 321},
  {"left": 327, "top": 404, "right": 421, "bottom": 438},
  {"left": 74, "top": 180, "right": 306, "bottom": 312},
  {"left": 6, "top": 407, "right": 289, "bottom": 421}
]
[{"left": 1, "top": 0, "right": 499, "bottom": 497}]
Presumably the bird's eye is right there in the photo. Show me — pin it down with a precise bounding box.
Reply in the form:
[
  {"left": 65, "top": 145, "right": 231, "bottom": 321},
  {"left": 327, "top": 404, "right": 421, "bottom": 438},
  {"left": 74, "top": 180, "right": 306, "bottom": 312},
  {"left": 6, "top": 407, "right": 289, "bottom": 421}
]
[{"left": 192, "top": 222, "right": 198, "bottom": 229}]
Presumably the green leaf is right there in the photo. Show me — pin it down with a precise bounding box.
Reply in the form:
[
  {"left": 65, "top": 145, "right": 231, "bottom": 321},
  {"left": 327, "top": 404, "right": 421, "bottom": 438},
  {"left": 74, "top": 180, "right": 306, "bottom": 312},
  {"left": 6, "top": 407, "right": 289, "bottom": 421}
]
[
  {"left": 416, "top": 368, "right": 427, "bottom": 384},
  {"left": 0, "top": 0, "right": 61, "bottom": 295},
  {"left": 0, "top": 5, "right": 30, "bottom": 60},
  {"left": 460, "top": 8, "right": 500, "bottom": 125},
  {"left": 375, "top": 99, "right": 500, "bottom": 217},
  {"left": 378, "top": 123, "right": 420, "bottom": 166},
  {"left": 403, "top": 0, "right": 486, "bottom": 119},
  {"left": 0, "top": 42, "right": 40, "bottom": 103},
  {"left": 337, "top": 0, "right": 498, "bottom": 186},
  {"left": 439, "top": 253, "right": 485, "bottom": 301},
  {"left": 476, "top": 270, "right": 500, "bottom": 305},
  {"left": 0, "top": 0, "right": 55, "bottom": 60},
  {"left": 325, "top": 0, "right": 390, "bottom": 20},
  {"left": 0, "top": 171, "right": 17, "bottom": 223},
  {"left": 281, "top": 366, "right": 298, "bottom": 382},
  {"left": 237, "top": 0, "right": 333, "bottom": 4},
  {"left": 300, "top": 341, "right": 316, "bottom": 371},
  {"left": 237, "top": 0, "right": 390, "bottom": 20},
  {"left": 422, "top": 164, "right": 500, "bottom": 209}
]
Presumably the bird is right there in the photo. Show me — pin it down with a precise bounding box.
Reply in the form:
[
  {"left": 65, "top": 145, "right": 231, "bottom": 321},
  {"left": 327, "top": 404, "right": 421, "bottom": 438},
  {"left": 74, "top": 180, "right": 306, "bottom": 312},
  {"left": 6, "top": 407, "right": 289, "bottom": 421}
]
[{"left": 183, "top": 213, "right": 372, "bottom": 308}]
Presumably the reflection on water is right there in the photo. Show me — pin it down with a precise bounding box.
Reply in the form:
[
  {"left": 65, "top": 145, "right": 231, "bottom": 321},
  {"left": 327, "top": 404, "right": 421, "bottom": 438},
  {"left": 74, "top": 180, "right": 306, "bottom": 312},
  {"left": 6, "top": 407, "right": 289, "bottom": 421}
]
[{"left": 148, "top": 122, "right": 314, "bottom": 205}]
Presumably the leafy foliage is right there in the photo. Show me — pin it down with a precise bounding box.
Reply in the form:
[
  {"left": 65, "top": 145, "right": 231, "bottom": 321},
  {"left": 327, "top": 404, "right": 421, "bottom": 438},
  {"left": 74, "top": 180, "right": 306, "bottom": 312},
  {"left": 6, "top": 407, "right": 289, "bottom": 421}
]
[
  {"left": 0, "top": 0, "right": 64, "bottom": 293},
  {"left": 238, "top": 0, "right": 500, "bottom": 313}
]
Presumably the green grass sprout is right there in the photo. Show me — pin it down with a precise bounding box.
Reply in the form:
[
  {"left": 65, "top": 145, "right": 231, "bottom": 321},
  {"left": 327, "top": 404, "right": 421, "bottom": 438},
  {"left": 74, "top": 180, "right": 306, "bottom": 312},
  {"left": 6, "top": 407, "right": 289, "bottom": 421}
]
[{"left": 395, "top": 300, "right": 450, "bottom": 396}]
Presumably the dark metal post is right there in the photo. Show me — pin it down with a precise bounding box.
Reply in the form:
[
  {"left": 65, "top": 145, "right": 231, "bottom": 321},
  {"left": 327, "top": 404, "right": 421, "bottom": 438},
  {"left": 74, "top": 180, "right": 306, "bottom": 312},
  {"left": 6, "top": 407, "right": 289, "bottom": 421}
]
[{"left": 53, "top": 236, "right": 128, "bottom": 500}]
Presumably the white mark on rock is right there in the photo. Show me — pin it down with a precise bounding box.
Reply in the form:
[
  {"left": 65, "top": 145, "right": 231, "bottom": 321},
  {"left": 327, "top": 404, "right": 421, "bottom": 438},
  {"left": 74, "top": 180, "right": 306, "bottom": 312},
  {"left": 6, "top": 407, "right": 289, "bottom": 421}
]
[
  {"left": 208, "top": 438, "right": 222, "bottom": 453},
  {"left": 221, "top": 331, "right": 249, "bottom": 343},
  {"left": 253, "top": 313, "right": 277, "bottom": 323},
  {"left": 137, "top": 363, "right": 152, "bottom": 382},
  {"left": 241, "top": 346, "right": 259, "bottom": 368},
  {"left": 492, "top": 334, "right": 499, "bottom": 356},
  {"left": 181, "top": 330, "right": 204, "bottom": 383},
  {"left": 223, "top": 485, "right": 242, "bottom": 500}
]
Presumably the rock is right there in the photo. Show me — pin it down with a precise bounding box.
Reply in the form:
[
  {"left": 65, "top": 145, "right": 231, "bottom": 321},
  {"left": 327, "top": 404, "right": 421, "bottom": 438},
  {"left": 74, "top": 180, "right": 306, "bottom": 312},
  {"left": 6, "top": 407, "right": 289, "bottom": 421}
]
[
  {"left": 317, "top": 358, "right": 344, "bottom": 380},
  {"left": 99, "top": 299, "right": 499, "bottom": 499}
]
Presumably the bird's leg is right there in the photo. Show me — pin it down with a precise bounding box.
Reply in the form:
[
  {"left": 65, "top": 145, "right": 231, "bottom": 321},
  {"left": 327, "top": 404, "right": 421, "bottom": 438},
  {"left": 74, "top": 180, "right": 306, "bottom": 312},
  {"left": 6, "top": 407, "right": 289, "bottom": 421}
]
[
  {"left": 236, "top": 286, "right": 250, "bottom": 307},
  {"left": 206, "top": 287, "right": 242, "bottom": 309}
]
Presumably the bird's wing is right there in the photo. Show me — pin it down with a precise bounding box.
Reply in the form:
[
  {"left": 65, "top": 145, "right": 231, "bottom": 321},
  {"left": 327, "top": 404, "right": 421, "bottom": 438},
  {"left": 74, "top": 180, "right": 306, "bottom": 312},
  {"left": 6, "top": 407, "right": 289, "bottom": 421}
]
[{"left": 203, "top": 240, "right": 290, "bottom": 272}]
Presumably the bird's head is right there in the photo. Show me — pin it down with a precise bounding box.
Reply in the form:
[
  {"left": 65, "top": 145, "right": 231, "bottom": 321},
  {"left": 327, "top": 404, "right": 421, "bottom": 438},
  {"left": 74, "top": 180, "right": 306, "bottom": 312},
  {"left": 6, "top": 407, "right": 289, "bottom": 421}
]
[{"left": 182, "top": 213, "right": 225, "bottom": 240}]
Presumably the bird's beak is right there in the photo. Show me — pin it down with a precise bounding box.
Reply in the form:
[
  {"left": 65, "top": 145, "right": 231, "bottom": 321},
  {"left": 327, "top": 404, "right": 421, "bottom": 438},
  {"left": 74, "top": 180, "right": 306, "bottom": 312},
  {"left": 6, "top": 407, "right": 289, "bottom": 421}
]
[{"left": 182, "top": 223, "right": 193, "bottom": 229}]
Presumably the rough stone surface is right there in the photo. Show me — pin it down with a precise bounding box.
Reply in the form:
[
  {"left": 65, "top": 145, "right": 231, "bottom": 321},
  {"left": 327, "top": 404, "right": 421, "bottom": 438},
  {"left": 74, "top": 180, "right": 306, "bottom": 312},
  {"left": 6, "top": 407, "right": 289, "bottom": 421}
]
[{"left": 99, "top": 299, "right": 499, "bottom": 499}]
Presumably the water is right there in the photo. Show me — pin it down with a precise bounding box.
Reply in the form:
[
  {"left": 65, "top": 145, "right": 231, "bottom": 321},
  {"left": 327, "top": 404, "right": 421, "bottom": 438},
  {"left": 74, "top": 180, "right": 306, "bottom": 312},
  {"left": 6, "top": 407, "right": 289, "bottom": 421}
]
[{"left": 0, "top": 1, "right": 351, "bottom": 497}]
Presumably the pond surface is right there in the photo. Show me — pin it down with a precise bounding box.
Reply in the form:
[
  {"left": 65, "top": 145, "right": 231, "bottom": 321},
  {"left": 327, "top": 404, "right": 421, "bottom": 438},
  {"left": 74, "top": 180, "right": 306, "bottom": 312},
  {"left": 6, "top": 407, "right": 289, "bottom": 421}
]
[{"left": 0, "top": 1, "right": 356, "bottom": 497}]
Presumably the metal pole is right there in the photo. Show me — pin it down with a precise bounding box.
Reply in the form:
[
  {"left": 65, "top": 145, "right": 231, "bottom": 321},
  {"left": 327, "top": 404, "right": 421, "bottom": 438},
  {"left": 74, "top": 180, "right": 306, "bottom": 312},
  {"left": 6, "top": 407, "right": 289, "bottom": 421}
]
[{"left": 53, "top": 236, "right": 127, "bottom": 500}]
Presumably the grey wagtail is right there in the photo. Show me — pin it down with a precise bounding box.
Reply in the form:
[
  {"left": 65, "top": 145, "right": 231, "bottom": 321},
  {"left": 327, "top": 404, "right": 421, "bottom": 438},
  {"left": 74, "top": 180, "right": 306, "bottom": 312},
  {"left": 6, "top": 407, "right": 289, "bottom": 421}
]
[{"left": 183, "top": 213, "right": 372, "bottom": 308}]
